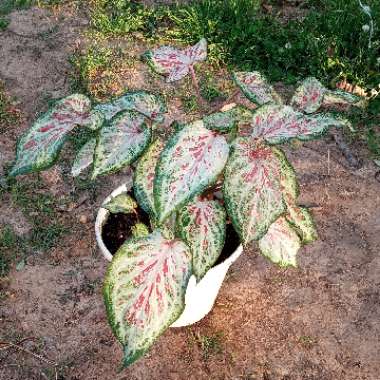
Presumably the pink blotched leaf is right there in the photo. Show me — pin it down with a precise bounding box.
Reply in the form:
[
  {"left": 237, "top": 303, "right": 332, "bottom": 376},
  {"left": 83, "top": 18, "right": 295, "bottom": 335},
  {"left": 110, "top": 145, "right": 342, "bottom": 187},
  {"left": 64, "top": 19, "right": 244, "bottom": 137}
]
[
  {"left": 143, "top": 38, "right": 207, "bottom": 82},
  {"left": 9, "top": 94, "right": 92, "bottom": 176},
  {"left": 154, "top": 121, "right": 229, "bottom": 223},
  {"left": 223, "top": 138, "right": 286, "bottom": 244},
  {"left": 103, "top": 230, "right": 191, "bottom": 367}
]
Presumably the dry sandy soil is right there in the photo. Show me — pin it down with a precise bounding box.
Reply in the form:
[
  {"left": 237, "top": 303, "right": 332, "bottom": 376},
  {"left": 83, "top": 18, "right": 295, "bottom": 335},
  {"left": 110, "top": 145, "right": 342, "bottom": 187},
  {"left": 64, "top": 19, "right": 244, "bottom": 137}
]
[{"left": 0, "top": 5, "right": 380, "bottom": 380}]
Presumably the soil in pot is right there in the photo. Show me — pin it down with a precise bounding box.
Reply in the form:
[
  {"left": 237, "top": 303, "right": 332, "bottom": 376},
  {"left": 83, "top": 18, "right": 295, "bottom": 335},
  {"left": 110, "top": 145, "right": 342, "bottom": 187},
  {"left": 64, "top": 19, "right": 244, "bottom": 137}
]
[
  {"left": 102, "top": 206, "right": 151, "bottom": 255},
  {"left": 214, "top": 222, "right": 241, "bottom": 266}
]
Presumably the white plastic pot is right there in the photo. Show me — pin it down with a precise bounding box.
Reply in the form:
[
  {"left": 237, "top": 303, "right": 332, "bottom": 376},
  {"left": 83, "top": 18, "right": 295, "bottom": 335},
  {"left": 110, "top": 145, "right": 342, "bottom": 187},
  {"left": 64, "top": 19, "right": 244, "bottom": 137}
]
[{"left": 95, "top": 183, "right": 243, "bottom": 327}]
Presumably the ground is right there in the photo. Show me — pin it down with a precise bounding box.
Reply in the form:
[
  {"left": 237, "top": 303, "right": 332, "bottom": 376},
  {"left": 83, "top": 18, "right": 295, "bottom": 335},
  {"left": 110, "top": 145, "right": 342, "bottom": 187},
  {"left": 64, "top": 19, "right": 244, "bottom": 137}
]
[{"left": 0, "top": 2, "right": 380, "bottom": 380}]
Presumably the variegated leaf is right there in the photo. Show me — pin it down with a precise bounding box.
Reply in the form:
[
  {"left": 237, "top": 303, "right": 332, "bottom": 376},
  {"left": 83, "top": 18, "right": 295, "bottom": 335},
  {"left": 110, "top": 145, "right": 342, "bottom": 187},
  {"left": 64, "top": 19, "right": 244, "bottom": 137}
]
[
  {"left": 131, "top": 223, "right": 150, "bottom": 239},
  {"left": 322, "top": 89, "right": 366, "bottom": 110},
  {"left": 92, "top": 91, "right": 167, "bottom": 124},
  {"left": 143, "top": 38, "right": 207, "bottom": 83},
  {"left": 154, "top": 121, "right": 229, "bottom": 223},
  {"left": 103, "top": 193, "right": 138, "bottom": 214},
  {"left": 286, "top": 204, "right": 318, "bottom": 244},
  {"left": 232, "top": 71, "right": 282, "bottom": 105},
  {"left": 71, "top": 137, "right": 96, "bottom": 177},
  {"left": 85, "top": 109, "right": 105, "bottom": 131},
  {"left": 103, "top": 230, "right": 192, "bottom": 367},
  {"left": 259, "top": 217, "right": 301, "bottom": 267},
  {"left": 134, "top": 139, "right": 165, "bottom": 217},
  {"left": 290, "top": 77, "right": 326, "bottom": 114},
  {"left": 9, "top": 94, "right": 92, "bottom": 177},
  {"left": 251, "top": 104, "right": 346, "bottom": 144},
  {"left": 177, "top": 200, "right": 226, "bottom": 281},
  {"left": 92, "top": 111, "right": 151, "bottom": 178},
  {"left": 223, "top": 138, "right": 286, "bottom": 244}
]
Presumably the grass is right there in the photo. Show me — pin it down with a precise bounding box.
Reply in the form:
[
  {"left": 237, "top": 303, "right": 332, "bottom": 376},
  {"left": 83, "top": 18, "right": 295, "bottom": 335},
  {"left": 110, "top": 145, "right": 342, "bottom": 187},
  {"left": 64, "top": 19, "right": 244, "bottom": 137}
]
[
  {"left": 188, "top": 331, "right": 224, "bottom": 360},
  {"left": 0, "top": 82, "right": 20, "bottom": 132}
]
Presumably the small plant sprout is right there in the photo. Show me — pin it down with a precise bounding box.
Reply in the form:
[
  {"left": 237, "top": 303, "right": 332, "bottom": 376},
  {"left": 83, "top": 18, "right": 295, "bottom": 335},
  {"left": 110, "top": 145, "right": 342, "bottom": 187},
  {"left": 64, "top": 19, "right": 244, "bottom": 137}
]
[
  {"left": 143, "top": 38, "right": 207, "bottom": 95},
  {"left": 358, "top": 0, "right": 374, "bottom": 49},
  {"left": 9, "top": 44, "right": 368, "bottom": 367}
]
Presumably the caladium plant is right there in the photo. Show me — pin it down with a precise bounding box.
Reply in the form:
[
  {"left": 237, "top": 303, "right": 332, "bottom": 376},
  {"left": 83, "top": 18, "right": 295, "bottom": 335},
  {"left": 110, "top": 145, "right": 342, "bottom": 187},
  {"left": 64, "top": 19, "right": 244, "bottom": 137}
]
[{"left": 9, "top": 44, "right": 365, "bottom": 368}]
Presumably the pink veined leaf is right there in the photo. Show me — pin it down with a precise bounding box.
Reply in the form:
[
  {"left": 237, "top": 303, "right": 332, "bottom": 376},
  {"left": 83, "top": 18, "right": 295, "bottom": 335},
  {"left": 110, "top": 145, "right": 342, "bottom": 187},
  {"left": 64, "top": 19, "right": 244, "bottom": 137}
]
[
  {"left": 9, "top": 94, "right": 92, "bottom": 177},
  {"left": 134, "top": 139, "right": 165, "bottom": 217},
  {"left": 177, "top": 199, "right": 226, "bottom": 281},
  {"left": 251, "top": 104, "right": 348, "bottom": 144},
  {"left": 232, "top": 71, "right": 282, "bottom": 105},
  {"left": 143, "top": 38, "right": 207, "bottom": 83},
  {"left": 290, "top": 77, "right": 326, "bottom": 114},
  {"left": 103, "top": 230, "right": 191, "bottom": 367},
  {"left": 259, "top": 217, "right": 301, "bottom": 267},
  {"left": 154, "top": 121, "right": 229, "bottom": 224},
  {"left": 223, "top": 137, "right": 286, "bottom": 244}
]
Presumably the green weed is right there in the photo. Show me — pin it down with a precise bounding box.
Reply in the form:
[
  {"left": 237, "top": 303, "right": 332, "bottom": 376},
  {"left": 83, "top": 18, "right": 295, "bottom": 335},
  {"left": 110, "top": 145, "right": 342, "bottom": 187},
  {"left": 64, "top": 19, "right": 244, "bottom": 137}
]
[
  {"left": 188, "top": 330, "right": 224, "bottom": 360},
  {"left": 0, "top": 225, "right": 25, "bottom": 277}
]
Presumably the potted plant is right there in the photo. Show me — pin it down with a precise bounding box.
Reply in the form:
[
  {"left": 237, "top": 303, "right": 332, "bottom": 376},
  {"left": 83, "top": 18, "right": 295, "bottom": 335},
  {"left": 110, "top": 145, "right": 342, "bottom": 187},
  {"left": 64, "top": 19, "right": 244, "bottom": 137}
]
[{"left": 8, "top": 39, "right": 364, "bottom": 368}]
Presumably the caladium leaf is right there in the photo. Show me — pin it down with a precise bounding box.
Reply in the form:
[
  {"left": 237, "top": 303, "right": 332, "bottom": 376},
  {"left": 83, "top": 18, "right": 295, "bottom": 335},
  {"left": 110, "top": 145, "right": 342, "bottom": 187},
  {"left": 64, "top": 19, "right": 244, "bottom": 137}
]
[
  {"left": 92, "top": 91, "right": 167, "bottom": 124},
  {"left": 290, "top": 77, "right": 326, "bottom": 114},
  {"left": 92, "top": 110, "right": 151, "bottom": 178},
  {"left": 223, "top": 138, "right": 286, "bottom": 244},
  {"left": 322, "top": 89, "right": 366, "bottom": 110},
  {"left": 9, "top": 94, "right": 92, "bottom": 177},
  {"left": 259, "top": 217, "right": 301, "bottom": 267},
  {"left": 103, "top": 193, "right": 138, "bottom": 214},
  {"left": 177, "top": 200, "right": 226, "bottom": 281},
  {"left": 131, "top": 223, "right": 150, "bottom": 239},
  {"left": 154, "top": 121, "right": 229, "bottom": 223},
  {"left": 286, "top": 204, "right": 318, "bottom": 244},
  {"left": 71, "top": 137, "right": 96, "bottom": 177},
  {"left": 85, "top": 109, "right": 105, "bottom": 131},
  {"left": 143, "top": 38, "right": 207, "bottom": 82},
  {"left": 232, "top": 71, "right": 282, "bottom": 105},
  {"left": 134, "top": 139, "right": 165, "bottom": 217},
  {"left": 103, "top": 230, "right": 191, "bottom": 367},
  {"left": 251, "top": 104, "right": 347, "bottom": 144}
]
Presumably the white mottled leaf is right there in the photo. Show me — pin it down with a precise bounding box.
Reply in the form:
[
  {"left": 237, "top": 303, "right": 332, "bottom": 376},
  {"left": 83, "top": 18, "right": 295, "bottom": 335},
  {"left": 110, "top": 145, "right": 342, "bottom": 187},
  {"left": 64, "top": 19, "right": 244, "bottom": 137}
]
[
  {"left": 323, "top": 89, "right": 367, "bottom": 110},
  {"left": 286, "top": 204, "right": 318, "bottom": 244},
  {"left": 92, "top": 110, "right": 151, "bottom": 178},
  {"left": 154, "top": 121, "right": 229, "bottom": 223},
  {"left": 177, "top": 200, "right": 226, "bottom": 281},
  {"left": 251, "top": 104, "right": 347, "bottom": 144},
  {"left": 232, "top": 71, "right": 282, "bottom": 105},
  {"left": 259, "top": 217, "right": 301, "bottom": 267},
  {"left": 103, "top": 193, "right": 138, "bottom": 214},
  {"left": 103, "top": 230, "right": 191, "bottom": 367},
  {"left": 223, "top": 138, "right": 286, "bottom": 244},
  {"left": 71, "top": 137, "right": 96, "bottom": 177},
  {"left": 290, "top": 77, "right": 326, "bottom": 113},
  {"left": 9, "top": 94, "right": 92, "bottom": 176},
  {"left": 134, "top": 139, "right": 165, "bottom": 217}
]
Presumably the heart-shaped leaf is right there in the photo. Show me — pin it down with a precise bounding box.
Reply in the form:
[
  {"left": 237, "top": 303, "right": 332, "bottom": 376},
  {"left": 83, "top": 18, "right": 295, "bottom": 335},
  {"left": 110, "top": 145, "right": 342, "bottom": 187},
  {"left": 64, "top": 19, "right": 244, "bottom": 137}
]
[
  {"left": 103, "top": 230, "right": 192, "bottom": 367},
  {"left": 154, "top": 121, "right": 229, "bottom": 223},
  {"left": 134, "top": 139, "right": 165, "bottom": 217},
  {"left": 232, "top": 71, "right": 282, "bottom": 105},
  {"left": 92, "top": 110, "right": 151, "bottom": 178},
  {"left": 9, "top": 94, "right": 92, "bottom": 177},
  {"left": 259, "top": 217, "right": 301, "bottom": 267},
  {"left": 143, "top": 38, "right": 207, "bottom": 82},
  {"left": 251, "top": 104, "right": 347, "bottom": 144},
  {"left": 322, "top": 89, "right": 366, "bottom": 110},
  {"left": 177, "top": 199, "right": 226, "bottom": 281},
  {"left": 103, "top": 193, "right": 138, "bottom": 214},
  {"left": 223, "top": 138, "right": 286, "bottom": 244},
  {"left": 290, "top": 77, "right": 326, "bottom": 114},
  {"left": 92, "top": 91, "right": 167, "bottom": 125},
  {"left": 71, "top": 137, "right": 96, "bottom": 177},
  {"left": 286, "top": 204, "right": 318, "bottom": 244}
]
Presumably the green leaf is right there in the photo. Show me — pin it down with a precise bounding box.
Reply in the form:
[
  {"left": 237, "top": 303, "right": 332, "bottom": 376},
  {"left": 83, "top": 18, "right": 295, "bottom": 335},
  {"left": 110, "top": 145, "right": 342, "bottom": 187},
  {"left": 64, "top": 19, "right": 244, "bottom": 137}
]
[
  {"left": 251, "top": 104, "right": 347, "bottom": 144},
  {"left": 134, "top": 139, "right": 165, "bottom": 217},
  {"left": 177, "top": 199, "right": 226, "bottom": 281},
  {"left": 9, "top": 94, "right": 92, "bottom": 177},
  {"left": 223, "top": 138, "right": 286, "bottom": 244},
  {"left": 131, "top": 223, "right": 150, "bottom": 238},
  {"left": 92, "top": 91, "right": 167, "bottom": 124},
  {"left": 232, "top": 71, "right": 282, "bottom": 105},
  {"left": 71, "top": 137, "right": 96, "bottom": 177},
  {"left": 103, "top": 230, "right": 191, "bottom": 367},
  {"left": 92, "top": 110, "right": 151, "bottom": 178},
  {"left": 259, "top": 217, "right": 301, "bottom": 267},
  {"left": 290, "top": 77, "right": 326, "bottom": 114},
  {"left": 103, "top": 193, "right": 138, "bottom": 214},
  {"left": 154, "top": 121, "right": 229, "bottom": 223},
  {"left": 286, "top": 205, "right": 318, "bottom": 244}
]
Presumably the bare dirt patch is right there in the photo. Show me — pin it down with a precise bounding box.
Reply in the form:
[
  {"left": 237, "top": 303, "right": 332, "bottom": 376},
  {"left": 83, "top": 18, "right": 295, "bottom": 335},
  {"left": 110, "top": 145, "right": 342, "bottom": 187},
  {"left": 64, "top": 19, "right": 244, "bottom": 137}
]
[{"left": 0, "top": 4, "right": 379, "bottom": 380}]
